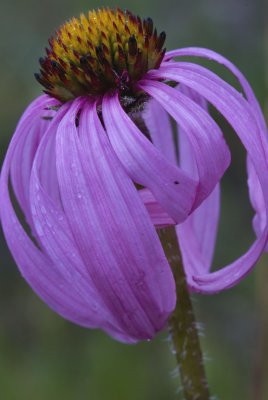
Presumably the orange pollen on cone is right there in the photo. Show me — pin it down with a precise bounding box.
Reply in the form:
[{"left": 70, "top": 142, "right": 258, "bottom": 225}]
[{"left": 35, "top": 8, "right": 166, "bottom": 102}]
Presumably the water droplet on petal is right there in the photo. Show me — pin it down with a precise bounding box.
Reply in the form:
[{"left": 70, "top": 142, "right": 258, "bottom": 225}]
[{"left": 41, "top": 206, "right": 47, "bottom": 214}]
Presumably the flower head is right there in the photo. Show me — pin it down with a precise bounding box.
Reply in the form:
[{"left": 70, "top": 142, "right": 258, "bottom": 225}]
[
  {"left": 1, "top": 8, "right": 268, "bottom": 343},
  {"left": 35, "top": 8, "right": 165, "bottom": 101}
]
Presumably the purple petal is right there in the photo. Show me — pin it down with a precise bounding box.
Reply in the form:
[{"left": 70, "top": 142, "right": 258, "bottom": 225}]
[
  {"left": 102, "top": 92, "right": 197, "bottom": 223},
  {"left": 176, "top": 84, "right": 220, "bottom": 275},
  {"left": 138, "top": 79, "right": 230, "bottom": 210},
  {"left": 0, "top": 98, "right": 106, "bottom": 328},
  {"left": 146, "top": 61, "right": 268, "bottom": 292},
  {"left": 247, "top": 157, "right": 268, "bottom": 250},
  {"left": 177, "top": 87, "right": 199, "bottom": 177},
  {"left": 177, "top": 186, "right": 220, "bottom": 276},
  {"left": 140, "top": 84, "right": 220, "bottom": 272},
  {"left": 29, "top": 102, "right": 124, "bottom": 334},
  {"left": 8, "top": 96, "right": 57, "bottom": 228},
  {"left": 164, "top": 47, "right": 267, "bottom": 132},
  {"left": 55, "top": 99, "right": 176, "bottom": 340},
  {"left": 164, "top": 47, "right": 268, "bottom": 256},
  {"left": 36, "top": 117, "right": 62, "bottom": 206},
  {"left": 139, "top": 189, "right": 176, "bottom": 227},
  {"left": 143, "top": 99, "right": 177, "bottom": 164}
]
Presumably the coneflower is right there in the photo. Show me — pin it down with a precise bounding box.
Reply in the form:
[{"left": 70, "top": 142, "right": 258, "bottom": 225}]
[{"left": 1, "top": 8, "right": 267, "bottom": 348}]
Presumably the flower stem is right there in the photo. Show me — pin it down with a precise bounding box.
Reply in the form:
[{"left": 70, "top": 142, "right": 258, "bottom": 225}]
[{"left": 159, "top": 227, "right": 210, "bottom": 400}]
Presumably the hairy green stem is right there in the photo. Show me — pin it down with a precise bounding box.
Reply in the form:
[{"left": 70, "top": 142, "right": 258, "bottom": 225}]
[{"left": 159, "top": 227, "right": 210, "bottom": 400}]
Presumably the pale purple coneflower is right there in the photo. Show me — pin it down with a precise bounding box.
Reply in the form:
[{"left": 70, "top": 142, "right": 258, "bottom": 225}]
[{"left": 1, "top": 9, "right": 268, "bottom": 344}]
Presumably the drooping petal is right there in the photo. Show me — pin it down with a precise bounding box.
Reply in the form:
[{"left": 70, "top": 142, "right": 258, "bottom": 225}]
[
  {"left": 164, "top": 47, "right": 267, "bottom": 133},
  {"left": 29, "top": 101, "right": 126, "bottom": 337},
  {"left": 176, "top": 84, "right": 220, "bottom": 275},
  {"left": 8, "top": 96, "right": 57, "bottom": 228},
  {"left": 10, "top": 115, "right": 43, "bottom": 221},
  {"left": 247, "top": 157, "right": 267, "bottom": 249},
  {"left": 147, "top": 61, "right": 268, "bottom": 160},
  {"left": 139, "top": 84, "right": 220, "bottom": 274},
  {"left": 146, "top": 61, "right": 268, "bottom": 292},
  {"left": 55, "top": 98, "right": 176, "bottom": 340},
  {"left": 143, "top": 98, "right": 177, "bottom": 164},
  {"left": 139, "top": 189, "right": 176, "bottom": 227},
  {"left": 0, "top": 98, "right": 105, "bottom": 328},
  {"left": 102, "top": 92, "right": 197, "bottom": 223},
  {"left": 164, "top": 47, "right": 268, "bottom": 251},
  {"left": 36, "top": 116, "right": 62, "bottom": 206},
  {"left": 177, "top": 185, "right": 220, "bottom": 276},
  {"left": 138, "top": 79, "right": 230, "bottom": 210}
]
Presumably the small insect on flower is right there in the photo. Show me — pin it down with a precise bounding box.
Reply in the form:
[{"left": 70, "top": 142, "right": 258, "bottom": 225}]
[{"left": 1, "top": 8, "right": 268, "bottom": 343}]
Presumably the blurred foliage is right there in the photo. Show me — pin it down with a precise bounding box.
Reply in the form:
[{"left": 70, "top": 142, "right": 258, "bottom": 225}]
[{"left": 0, "top": 0, "right": 266, "bottom": 399}]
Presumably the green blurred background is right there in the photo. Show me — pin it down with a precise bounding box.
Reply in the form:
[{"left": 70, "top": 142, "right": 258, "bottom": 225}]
[{"left": 0, "top": 0, "right": 267, "bottom": 399}]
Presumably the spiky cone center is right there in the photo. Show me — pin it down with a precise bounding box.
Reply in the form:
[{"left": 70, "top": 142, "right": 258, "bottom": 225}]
[{"left": 36, "top": 8, "right": 166, "bottom": 102}]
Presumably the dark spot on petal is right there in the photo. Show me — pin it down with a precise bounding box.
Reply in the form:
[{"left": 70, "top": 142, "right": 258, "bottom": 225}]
[
  {"left": 174, "top": 181, "right": 179, "bottom": 185},
  {"left": 75, "top": 109, "right": 81, "bottom": 127}
]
